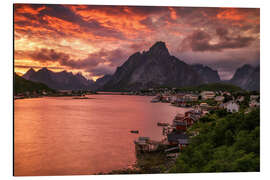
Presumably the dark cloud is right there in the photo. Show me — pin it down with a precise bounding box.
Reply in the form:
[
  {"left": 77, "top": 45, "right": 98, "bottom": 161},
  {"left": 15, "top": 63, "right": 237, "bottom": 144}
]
[
  {"left": 15, "top": 48, "right": 128, "bottom": 72},
  {"left": 128, "top": 41, "right": 152, "bottom": 51},
  {"left": 90, "top": 65, "right": 115, "bottom": 76},
  {"left": 174, "top": 48, "right": 260, "bottom": 80},
  {"left": 14, "top": 65, "right": 63, "bottom": 69},
  {"left": 181, "top": 29, "right": 255, "bottom": 52},
  {"left": 103, "top": 49, "right": 128, "bottom": 67},
  {"left": 14, "top": 5, "right": 260, "bottom": 80},
  {"left": 15, "top": 49, "right": 70, "bottom": 63},
  {"left": 127, "top": 6, "right": 168, "bottom": 15},
  {"left": 14, "top": 4, "right": 126, "bottom": 40},
  {"left": 216, "top": 27, "right": 229, "bottom": 39}
]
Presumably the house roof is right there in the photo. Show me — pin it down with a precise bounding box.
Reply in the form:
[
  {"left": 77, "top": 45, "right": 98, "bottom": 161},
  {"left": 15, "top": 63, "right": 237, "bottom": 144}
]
[
  {"left": 174, "top": 113, "right": 185, "bottom": 120},
  {"left": 185, "top": 110, "right": 194, "bottom": 114},
  {"left": 185, "top": 109, "right": 202, "bottom": 115},
  {"left": 167, "top": 132, "right": 189, "bottom": 142},
  {"left": 184, "top": 115, "right": 197, "bottom": 121},
  {"left": 173, "top": 121, "right": 187, "bottom": 126}
]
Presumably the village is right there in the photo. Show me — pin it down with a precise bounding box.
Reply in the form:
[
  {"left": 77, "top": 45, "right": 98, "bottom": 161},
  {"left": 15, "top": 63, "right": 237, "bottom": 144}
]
[
  {"left": 14, "top": 85, "right": 259, "bottom": 159},
  {"left": 133, "top": 90, "right": 260, "bottom": 160},
  {"left": 14, "top": 89, "right": 97, "bottom": 100}
]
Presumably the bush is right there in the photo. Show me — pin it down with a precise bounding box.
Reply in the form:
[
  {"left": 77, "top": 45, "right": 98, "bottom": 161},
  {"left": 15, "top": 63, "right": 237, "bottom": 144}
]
[{"left": 169, "top": 109, "right": 260, "bottom": 173}]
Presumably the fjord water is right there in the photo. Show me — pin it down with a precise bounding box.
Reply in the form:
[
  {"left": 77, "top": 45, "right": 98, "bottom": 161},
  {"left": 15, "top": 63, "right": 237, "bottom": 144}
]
[{"left": 14, "top": 95, "right": 189, "bottom": 176}]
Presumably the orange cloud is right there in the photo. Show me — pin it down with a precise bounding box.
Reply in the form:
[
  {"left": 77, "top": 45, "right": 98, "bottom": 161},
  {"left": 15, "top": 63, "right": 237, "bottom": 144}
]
[
  {"left": 13, "top": 5, "right": 260, "bottom": 80},
  {"left": 217, "top": 8, "right": 244, "bottom": 21},
  {"left": 169, "top": 7, "right": 177, "bottom": 20},
  {"left": 68, "top": 5, "right": 152, "bottom": 37},
  {"left": 15, "top": 4, "right": 46, "bottom": 15}
]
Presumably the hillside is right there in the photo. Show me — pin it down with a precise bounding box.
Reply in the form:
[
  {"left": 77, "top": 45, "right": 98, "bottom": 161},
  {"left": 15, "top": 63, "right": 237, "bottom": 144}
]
[
  {"left": 191, "top": 64, "right": 220, "bottom": 83},
  {"left": 230, "top": 64, "right": 260, "bottom": 91},
  {"left": 170, "top": 108, "right": 260, "bottom": 172},
  {"left": 176, "top": 83, "right": 244, "bottom": 93},
  {"left": 14, "top": 73, "right": 55, "bottom": 95}
]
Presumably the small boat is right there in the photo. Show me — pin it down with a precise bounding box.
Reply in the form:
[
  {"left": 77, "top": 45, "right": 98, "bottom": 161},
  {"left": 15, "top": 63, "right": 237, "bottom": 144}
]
[
  {"left": 157, "top": 122, "right": 169, "bottom": 126},
  {"left": 72, "top": 97, "right": 90, "bottom": 99},
  {"left": 130, "top": 130, "right": 139, "bottom": 134},
  {"left": 151, "top": 98, "right": 160, "bottom": 103}
]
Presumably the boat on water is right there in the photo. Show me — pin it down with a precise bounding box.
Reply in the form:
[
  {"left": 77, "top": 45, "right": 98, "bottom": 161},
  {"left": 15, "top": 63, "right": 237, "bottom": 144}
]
[
  {"left": 130, "top": 130, "right": 139, "bottom": 134},
  {"left": 72, "top": 96, "right": 90, "bottom": 99},
  {"left": 150, "top": 97, "right": 160, "bottom": 103}
]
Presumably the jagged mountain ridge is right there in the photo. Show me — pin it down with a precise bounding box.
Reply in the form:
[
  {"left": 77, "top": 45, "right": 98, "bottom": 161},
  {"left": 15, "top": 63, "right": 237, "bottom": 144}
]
[
  {"left": 101, "top": 42, "right": 204, "bottom": 90},
  {"left": 23, "top": 68, "right": 95, "bottom": 90},
  {"left": 230, "top": 64, "right": 260, "bottom": 91},
  {"left": 21, "top": 42, "right": 259, "bottom": 91},
  {"left": 99, "top": 42, "right": 222, "bottom": 90},
  {"left": 191, "top": 64, "right": 220, "bottom": 84}
]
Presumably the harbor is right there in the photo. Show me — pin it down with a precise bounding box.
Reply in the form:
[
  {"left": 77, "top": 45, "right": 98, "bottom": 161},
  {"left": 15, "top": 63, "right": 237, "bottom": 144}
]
[{"left": 134, "top": 107, "right": 203, "bottom": 157}]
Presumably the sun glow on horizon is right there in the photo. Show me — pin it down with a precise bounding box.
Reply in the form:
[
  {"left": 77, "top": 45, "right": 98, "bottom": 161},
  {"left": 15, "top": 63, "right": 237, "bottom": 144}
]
[{"left": 14, "top": 4, "right": 260, "bottom": 80}]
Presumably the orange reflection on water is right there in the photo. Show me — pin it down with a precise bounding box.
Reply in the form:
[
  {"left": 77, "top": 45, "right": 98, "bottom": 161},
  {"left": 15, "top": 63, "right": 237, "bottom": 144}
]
[{"left": 14, "top": 95, "right": 190, "bottom": 176}]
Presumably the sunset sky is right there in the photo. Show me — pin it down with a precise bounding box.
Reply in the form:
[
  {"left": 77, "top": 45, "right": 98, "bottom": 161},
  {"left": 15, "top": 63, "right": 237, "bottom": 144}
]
[{"left": 14, "top": 4, "right": 260, "bottom": 81}]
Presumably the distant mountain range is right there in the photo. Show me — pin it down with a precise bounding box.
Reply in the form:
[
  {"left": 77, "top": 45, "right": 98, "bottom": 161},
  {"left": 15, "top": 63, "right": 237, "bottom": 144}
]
[
  {"left": 14, "top": 73, "right": 54, "bottom": 94},
  {"left": 23, "top": 67, "right": 95, "bottom": 90},
  {"left": 229, "top": 64, "right": 260, "bottom": 91},
  {"left": 191, "top": 64, "right": 220, "bottom": 84},
  {"left": 20, "top": 41, "right": 259, "bottom": 91}
]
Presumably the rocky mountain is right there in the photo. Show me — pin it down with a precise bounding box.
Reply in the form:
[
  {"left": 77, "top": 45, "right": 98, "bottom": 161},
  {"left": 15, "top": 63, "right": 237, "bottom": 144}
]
[
  {"left": 95, "top": 74, "right": 113, "bottom": 89},
  {"left": 230, "top": 64, "right": 260, "bottom": 91},
  {"left": 191, "top": 64, "right": 220, "bottom": 84},
  {"left": 14, "top": 73, "right": 54, "bottom": 95},
  {"left": 22, "top": 68, "right": 95, "bottom": 90},
  {"left": 22, "top": 67, "right": 36, "bottom": 80},
  {"left": 100, "top": 41, "right": 203, "bottom": 90}
]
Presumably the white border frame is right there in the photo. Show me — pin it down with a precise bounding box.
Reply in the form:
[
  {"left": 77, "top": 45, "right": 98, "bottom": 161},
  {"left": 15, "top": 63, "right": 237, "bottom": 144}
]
[{"left": 2, "top": 0, "right": 269, "bottom": 180}]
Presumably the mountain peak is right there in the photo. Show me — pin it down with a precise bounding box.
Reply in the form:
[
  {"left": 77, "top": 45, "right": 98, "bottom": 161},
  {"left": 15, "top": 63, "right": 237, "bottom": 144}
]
[
  {"left": 60, "top": 70, "right": 72, "bottom": 75},
  {"left": 149, "top": 41, "right": 170, "bottom": 56},
  {"left": 241, "top": 64, "right": 253, "bottom": 70},
  {"left": 75, "top": 72, "right": 85, "bottom": 79},
  {"left": 191, "top": 64, "right": 220, "bottom": 83},
  {"left": 22, "top": 67, "right": 36, "bottom": 80},
  {"left": 28, "top": 67, "right": 35, "bottom": 73},
  {"left": 76, "top": 72, "right": 83, "bottom": 76},
  {"left": 40, "top": 67, "right": 50, "bottom": 72},
  {"left": 230, "top": 64, "right": 259, "bottom": 91}
]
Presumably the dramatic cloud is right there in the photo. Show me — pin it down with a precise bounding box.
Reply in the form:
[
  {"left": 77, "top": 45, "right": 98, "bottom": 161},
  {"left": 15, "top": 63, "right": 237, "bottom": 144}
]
[
  {"left": 14, "top": 48, "right": 128, "bottom": 76},
  {"left": 180, "top": 29, "right": 255, "bottom": 52},
  {"left": 14, "top": 4, "right": 260, "bottom": 80}
]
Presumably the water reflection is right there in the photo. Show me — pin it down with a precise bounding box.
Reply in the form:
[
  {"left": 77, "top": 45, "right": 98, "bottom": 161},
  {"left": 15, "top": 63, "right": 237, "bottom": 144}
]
[{"left": 14, "top": 95, "right": 189, "bottom": 176}]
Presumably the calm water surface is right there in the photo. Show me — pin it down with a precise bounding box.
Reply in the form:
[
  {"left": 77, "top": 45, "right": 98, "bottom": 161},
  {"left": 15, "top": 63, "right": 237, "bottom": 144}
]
[{"left": 14, "top": 95, "right": 190, "bottom": 176}]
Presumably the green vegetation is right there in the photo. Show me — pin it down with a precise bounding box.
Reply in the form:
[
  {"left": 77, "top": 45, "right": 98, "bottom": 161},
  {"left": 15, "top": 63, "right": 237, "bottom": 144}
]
[
  {"left": 104, "top": 145, "right": 176, "bottom": 174},
  {"left": 134, "top": 151, "right": 174, "bottom": 173},
  {"left": 105, "top": 152, "right": 171, "bottom": 174},
  {"left": 187, "top": 99, "right": 218, "bottom": 107},
  {"left": 176, "top": 83, "right": 244, "bottom": 93},
  {"left": 14, "top": 73, "right": 55, "bottom": 95},
  {"left": 169, "top": 108, "right": 260, "bottom": 173}
]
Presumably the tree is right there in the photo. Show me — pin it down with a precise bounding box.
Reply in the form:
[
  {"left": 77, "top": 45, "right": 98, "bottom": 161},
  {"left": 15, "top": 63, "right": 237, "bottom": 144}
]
[{"left": 170, "top": 109, "right": 260, "bottom": 173}]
